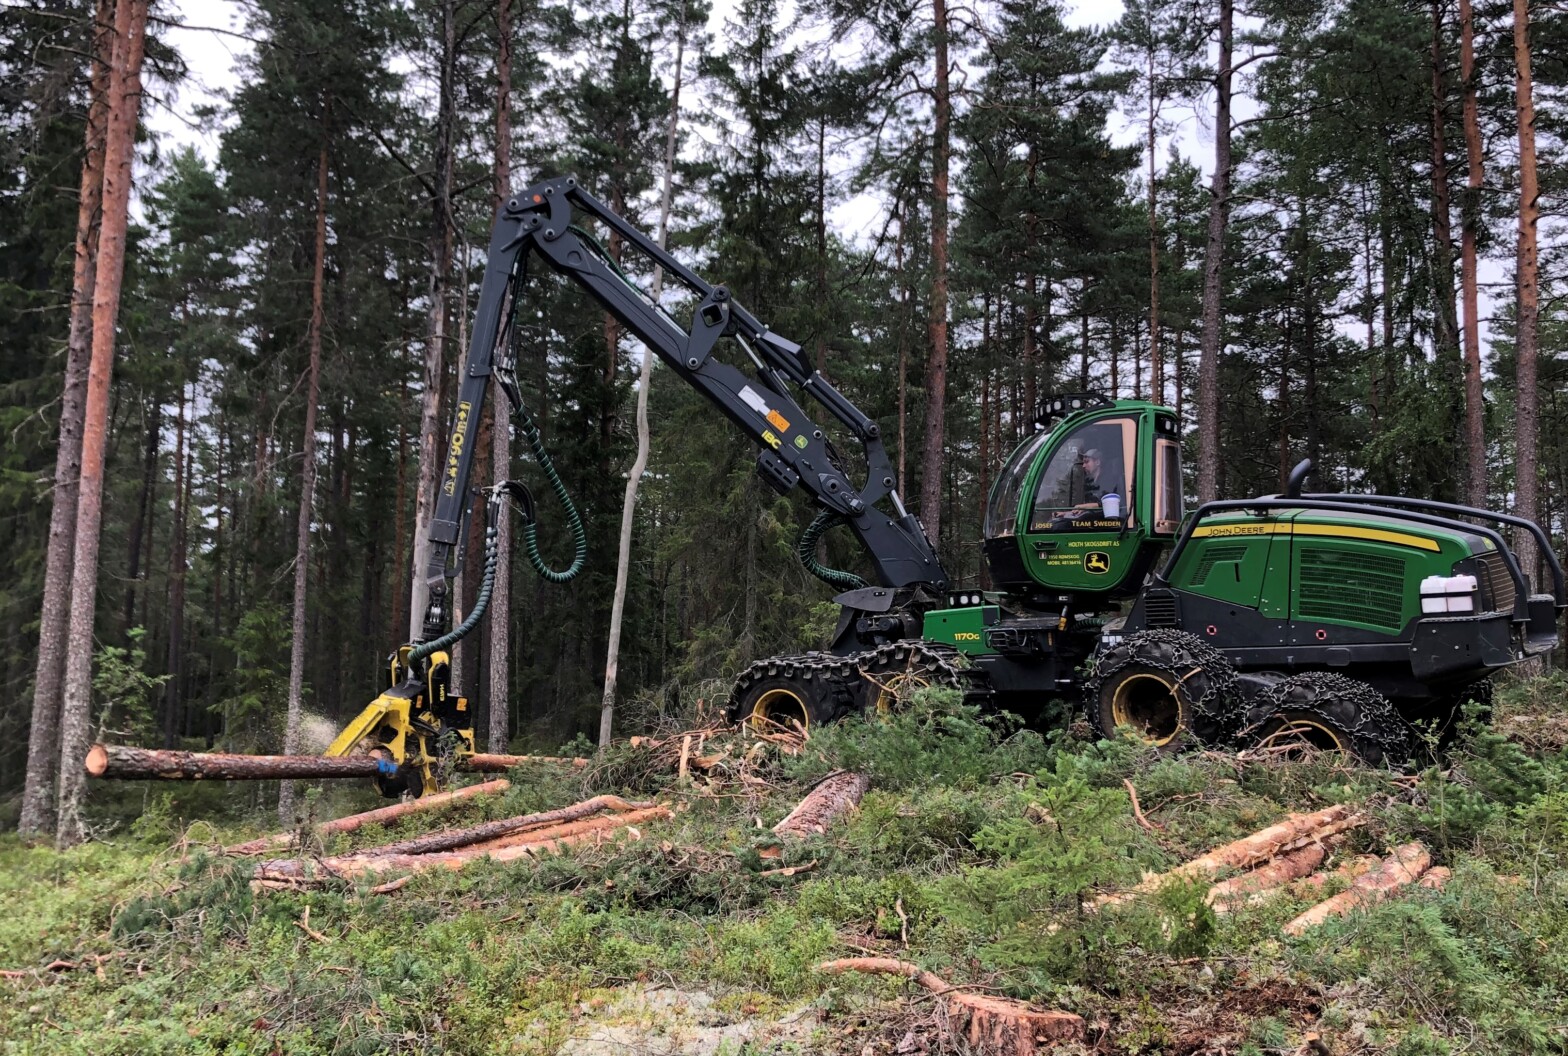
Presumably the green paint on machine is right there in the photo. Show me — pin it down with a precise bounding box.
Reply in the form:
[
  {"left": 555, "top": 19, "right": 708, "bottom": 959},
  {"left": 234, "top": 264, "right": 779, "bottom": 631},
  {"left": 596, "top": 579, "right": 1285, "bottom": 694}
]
[{"left": 922, "top": 605, "right": 1000, "bottom": 656}]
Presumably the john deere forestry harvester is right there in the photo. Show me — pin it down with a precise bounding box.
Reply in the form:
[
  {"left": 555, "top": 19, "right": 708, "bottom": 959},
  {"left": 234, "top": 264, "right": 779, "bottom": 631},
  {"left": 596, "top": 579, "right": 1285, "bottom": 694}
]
[{"left": 90, "top": 175, "right": 1563, "bottom": 798}]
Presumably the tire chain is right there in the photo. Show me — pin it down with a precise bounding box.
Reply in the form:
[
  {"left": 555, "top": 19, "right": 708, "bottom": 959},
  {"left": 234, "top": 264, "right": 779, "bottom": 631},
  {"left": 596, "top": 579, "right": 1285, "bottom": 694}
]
[
  {"left": 851, "top": 640, "right": 986, "bottom": 710},
  {"left": 1240, "top": 671, "right": 1411, "bottom": 761},
  {"left": 726, "top": 651, "right": 861, "bottom": 723},
  {"left": 1085, "top": 628, "right": 1240, "bottom": 744},
  {"left": 728, "top": 640, "right": 985, "bottom": 724}
]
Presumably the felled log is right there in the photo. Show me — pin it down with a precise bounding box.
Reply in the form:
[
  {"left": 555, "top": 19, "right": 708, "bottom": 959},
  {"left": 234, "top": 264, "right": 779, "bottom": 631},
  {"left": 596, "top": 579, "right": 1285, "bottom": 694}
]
[
  {"left": 1207, "top": 842, "right": 1327, "bottom": 912},
  {"left": 463, "top": 752, "right": 588, "bottom": 772},
  {"left": 817, "top": 957, "right": 1084, "bottom": 1054},
  {"left": 1417, "top": 866, "right": 1452, "bottom": 890},
  {"left": 86, "top": 744, "right": 385, "bottom": 781},
  {"left": 1098, "top": 804, "right": 1362, "bottom": 908},
  {"left": 226, "top": 778, "right": 512, "bottom": 856},
  {"left": 251, "top": 805, "right": 670, "bottom": 886},
  {"left": 1283, "top": 842, "right": 1432, "bottom": 936},
  {"left": 345, "top": 795, "right": 652, "bottom": 858},
  {"left": 1294, "top": 854, "right": 1380, "bottom": 897},
  {"left": 772, "top": 771, "right": 870, "bottom": 840}
]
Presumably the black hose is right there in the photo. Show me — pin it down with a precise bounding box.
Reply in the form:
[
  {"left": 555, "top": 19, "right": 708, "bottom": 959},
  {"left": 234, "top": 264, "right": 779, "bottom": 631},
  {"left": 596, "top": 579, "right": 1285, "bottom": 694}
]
[{"left": 797, "top": 510, "right": 867, "bottom": 591}]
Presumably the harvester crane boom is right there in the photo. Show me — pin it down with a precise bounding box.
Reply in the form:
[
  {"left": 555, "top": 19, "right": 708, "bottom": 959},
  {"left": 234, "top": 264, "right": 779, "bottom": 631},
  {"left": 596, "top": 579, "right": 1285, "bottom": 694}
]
[{"left": 417, "top": 174, "right": 947, "bottom": 646}]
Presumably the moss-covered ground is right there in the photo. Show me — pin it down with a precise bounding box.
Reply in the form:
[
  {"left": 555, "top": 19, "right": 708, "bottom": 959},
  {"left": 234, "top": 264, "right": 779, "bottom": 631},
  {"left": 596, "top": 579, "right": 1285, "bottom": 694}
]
[{"left": 3, "top": 676, "right": 1568, "bottom": 1055}]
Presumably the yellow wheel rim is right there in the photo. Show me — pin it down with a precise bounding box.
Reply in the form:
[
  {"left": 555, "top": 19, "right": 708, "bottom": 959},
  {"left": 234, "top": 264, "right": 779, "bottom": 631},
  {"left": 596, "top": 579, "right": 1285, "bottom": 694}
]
[
  {"left": 750, "top": 687, "right": 808, "bottom": 732},
  {"left": 1258, "top": 717, "right": 1347, "bottom": 754},
  {"left": 1109, "top": 672, "right": 1183, "bottom": 746}
]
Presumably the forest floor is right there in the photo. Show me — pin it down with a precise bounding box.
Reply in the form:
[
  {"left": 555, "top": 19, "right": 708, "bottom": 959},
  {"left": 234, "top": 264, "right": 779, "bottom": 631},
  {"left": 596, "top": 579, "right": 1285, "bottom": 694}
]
[{"left": 3, "top": 677, "right": 1568, "bottom": 1056}]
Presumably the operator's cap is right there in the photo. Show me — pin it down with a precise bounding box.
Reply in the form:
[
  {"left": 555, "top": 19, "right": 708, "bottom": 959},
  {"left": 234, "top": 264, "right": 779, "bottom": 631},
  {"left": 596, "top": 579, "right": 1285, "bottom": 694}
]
[{"left": 1082, "top": 448, "right": 1103, "bottom": 460}]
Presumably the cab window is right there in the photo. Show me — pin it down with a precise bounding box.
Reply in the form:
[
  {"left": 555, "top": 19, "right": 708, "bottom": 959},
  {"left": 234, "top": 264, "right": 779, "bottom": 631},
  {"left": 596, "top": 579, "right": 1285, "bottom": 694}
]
[
  {"left": 1155, "top": 438, "right": 1183, "bottom": 533},
  {"left": 984, "top": 432, "right": 1049, "bottom": 539},
  {"left": 1029, "top": 417, "right": 1137, "bottom": 532}
]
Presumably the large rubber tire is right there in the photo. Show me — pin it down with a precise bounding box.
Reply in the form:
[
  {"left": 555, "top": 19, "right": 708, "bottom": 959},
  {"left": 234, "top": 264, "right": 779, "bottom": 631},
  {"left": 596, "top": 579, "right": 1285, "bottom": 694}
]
[
  {"left": 1086, "top": 629, "right": 1237, "bottom": 751},
  {"left": 727, "top": 654, "right": 856, "bottom": 731},
  {"left": 1412, "top": 678, "right": 1494, "bottom": 752},
  {"left": 853, "top": 641, "right": 969, "bottom": 716},
  {"left": 1240, "top": 672, "right": 1411, "bottom": 766}
]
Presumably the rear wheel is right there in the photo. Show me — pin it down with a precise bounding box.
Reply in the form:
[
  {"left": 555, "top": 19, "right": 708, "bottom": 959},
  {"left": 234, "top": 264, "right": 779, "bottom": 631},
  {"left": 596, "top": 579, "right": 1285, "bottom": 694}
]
[
  {"left": 1087, "top": 630, "right": 1237, "bottom": 751},
  {"left": 1240, "top": 672, "right": 1410, "bottom": 766},
  {"left": 853, "top": 641, "right": 969, "bottom": 716},
  {"left": 727, "top": 654, "right": 855, "bottom": 731}
]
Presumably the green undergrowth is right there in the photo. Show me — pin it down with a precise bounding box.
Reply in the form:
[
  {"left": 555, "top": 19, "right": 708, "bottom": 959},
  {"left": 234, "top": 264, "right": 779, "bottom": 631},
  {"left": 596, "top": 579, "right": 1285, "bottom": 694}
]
[{"left": 4, "top": 684, "right": 1568, "bottom": 1054}]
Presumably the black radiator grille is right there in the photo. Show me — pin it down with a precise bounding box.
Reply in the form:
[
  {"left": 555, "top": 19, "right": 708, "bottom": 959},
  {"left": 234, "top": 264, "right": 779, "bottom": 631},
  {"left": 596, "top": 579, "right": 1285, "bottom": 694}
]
[
  {"left": 1296, "top": 546, "right": 1407, "bottom": 632},
  {"left": 1143, "top": 591, "right": 1179, "bottom": 628},
  {"left": 1475, "top": 550, "right": 1518, "bottom": 614}
]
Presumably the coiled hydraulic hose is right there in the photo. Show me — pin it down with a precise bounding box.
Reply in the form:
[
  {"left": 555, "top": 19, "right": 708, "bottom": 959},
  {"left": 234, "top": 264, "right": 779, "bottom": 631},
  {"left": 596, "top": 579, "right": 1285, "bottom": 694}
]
[
  {"left": 797, "top": 510, "right": 868, "bottom": 592},
  {"left": 515, "top": 403, "right": 587, "bottom": 583},
  {"left": 411, "top": 518, "right": 501, "bottom": 663}
]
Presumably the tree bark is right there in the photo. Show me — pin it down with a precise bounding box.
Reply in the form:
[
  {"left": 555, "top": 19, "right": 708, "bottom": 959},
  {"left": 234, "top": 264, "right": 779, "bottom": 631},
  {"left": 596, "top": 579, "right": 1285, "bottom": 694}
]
[
  {"left": 488, "top": 0, "right": 514, "bottom": 753},
  {"left": 226, "top": 778, "right": 511, "bottom": 856},
  {"left": 1429, "top": 0, "right": 1462, "bottom": 500},
  {"left": 1283, "top": 842, "right": 1432, "bottom": 936},
  {"left": 1195, "top": 0, "right": 1232, "bottom": 504},
  {"left": 409, "top": 0, "right": 458, "bottom": 642},
  {"left": 86, "top": 744, "right": 384, "bottom": 781},
  {"left": 278, "top": 132, "right": 331, "bottom": 824},
  {"left": 1512, "top": 0, "right": 1540, "bottom": 580},
  {"left": 163, "top": 374, "right": 189, "bottom": 747},
  {"left": 54, "top": 0, "right": 150, "bottom": 848},
  {"left": 600, "top": 10, "right": 686, "bottom": 748},
  {"left": 918, "top": 0, "right": 951, "bottom": 545},
  {"left": 1147, "top": 47, "right": 1163, "bottom": 403},
  {"left": 346, "top": 794, "right": 651, "bottom": 858},
  {"left": 1460, "top": 0, "right": 1487, "bottom": 507},
  {"left": 19, "top": 0, "right": 113, "bottom": 838},
  {"left": 771, "top": 770, "right": 869, "bottom": 840}
]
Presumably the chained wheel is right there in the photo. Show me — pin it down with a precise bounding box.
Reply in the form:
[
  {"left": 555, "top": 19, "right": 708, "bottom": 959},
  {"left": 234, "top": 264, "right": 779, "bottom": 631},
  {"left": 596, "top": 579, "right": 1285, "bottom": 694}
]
[
  {"left": 854, "top": 642, "right": 967, "bottom": 717},
  {"left": 1087, "top": 630, "right": 1237, "bottom": 751},
  {"left": 1240, "top": 672, "right": 1411, "bottom": 766},
  {"left": 727, "top": 654, "right": 856, "bottom": 731},
  {"left": 1413, "top": 678, "right": 1494, "bottom": 751}
]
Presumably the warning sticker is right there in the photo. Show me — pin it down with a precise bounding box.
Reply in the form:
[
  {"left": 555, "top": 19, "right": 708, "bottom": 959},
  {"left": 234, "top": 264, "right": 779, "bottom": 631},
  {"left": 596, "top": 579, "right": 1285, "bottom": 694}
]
[{"left": 766, "top": 409, "right": 790, "bottom": 432}]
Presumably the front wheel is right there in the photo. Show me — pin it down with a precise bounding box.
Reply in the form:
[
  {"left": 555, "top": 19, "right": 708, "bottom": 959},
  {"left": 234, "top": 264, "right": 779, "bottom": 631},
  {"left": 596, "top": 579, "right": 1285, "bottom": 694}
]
[
  {"left": 1240, "top": 672, "right": 1411, "bottom": 766},
  {"left": 1086, "top": 630, "right": 1237, "bottom": 751},
  {"left": 727, "top": 654, "right": 855, "bottom": 731}
]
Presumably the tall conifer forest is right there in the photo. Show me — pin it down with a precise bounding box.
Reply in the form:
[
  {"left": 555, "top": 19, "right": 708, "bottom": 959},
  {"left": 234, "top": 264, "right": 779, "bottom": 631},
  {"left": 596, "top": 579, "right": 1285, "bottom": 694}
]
[{"left": 3, "top": 0, "right": 1567, "bottom": 820}]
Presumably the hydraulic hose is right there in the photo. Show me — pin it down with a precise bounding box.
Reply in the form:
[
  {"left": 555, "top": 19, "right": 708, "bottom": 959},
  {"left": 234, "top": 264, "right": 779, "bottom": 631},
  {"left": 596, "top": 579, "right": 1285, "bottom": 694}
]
[
  {"left": 515, "top": 403, "right": 587, "bottom": 583},
  {"left": 797, "top": 510, "right": 868, "bottom": 592},
  {"left": 411, "top": 520, "right": 500, "bottom": 663}
]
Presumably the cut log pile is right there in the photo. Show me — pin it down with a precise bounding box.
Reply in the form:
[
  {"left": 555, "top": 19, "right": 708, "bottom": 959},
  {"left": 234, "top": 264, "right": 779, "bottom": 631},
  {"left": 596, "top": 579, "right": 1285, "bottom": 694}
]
[
  {"left": 247, "top": 793, "right": 668, "bottom": 892},
  {"left": 1098, "top": 801, "right": 1447, "bottom": 935}
]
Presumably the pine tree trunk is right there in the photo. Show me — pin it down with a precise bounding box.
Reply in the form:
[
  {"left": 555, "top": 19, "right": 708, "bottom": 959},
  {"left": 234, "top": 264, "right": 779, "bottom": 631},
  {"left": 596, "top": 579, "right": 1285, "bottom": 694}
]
[
  {"left": 1147, "top": 56, "right": 1163, "bottom": 403},
  {"left": 278, "top": 134, "right": 330, "bottom": 824},
  {"left": 410, "top": 0, "right": 457, "bottom": 642},
  {"left": 1460, "top": 0, "right": 1487, "bottom": 507},
  {"left": 1429, "top": 0, "right": 1462, "bottom": 503},
  {"left": 488, "top": 0, "right": 513, "bottom": 754},
  {"left": 1196, "top": 0, "right": 1232, "bottom": 504},
  {"left": 1512, "top": 0, "right": 1540, "bottom": 579},
  {"left": 163, "top": 374, "right": 188, "bottom": 748},
  {"left": 918, "top": 0, "right": 951, "bottom": 546},
  {"left": 600, "top": 13, "right": 687, "bottom": 748},
  {"left": 55, "top": 0, "right": 150, "bottom": 847},
  {"left": 18, "top": 0, "right": 113, "bottom": 838}
]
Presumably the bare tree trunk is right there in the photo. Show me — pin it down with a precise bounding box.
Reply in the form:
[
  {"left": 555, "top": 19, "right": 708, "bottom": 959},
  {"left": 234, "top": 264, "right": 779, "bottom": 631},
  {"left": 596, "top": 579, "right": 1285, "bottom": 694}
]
[
  {"left": 55, "top": 0, "right": 150, "bottom": 847},
  {"left": 601, "top": 15, "right": 687, "bottom": 747},
  {"left": 489, "top": 0, "right": 514, "bottom": 754},
  {"left": 410, "top": 0, "right": 457, "bottom": 642},
  {"left": 278, "top": 136, "right": 330, "bottom": 822},
  {"left": 1196, "top": 0, "right": 1232, "bottom": 504},
  {"left": 19, "top": 0, "right": 113, "bottom": 837},
  {"left": 919, "top": 0, "right": 951, "bottom": 546},
  {"left": 894, "top": 206, "right": 908, "bottom": 494},
  {"left": 1460, "top": 0, "right": 1487, "bottom": 507},
  {"left": 1513, "top": 0, "right": 1540, "bottom": 578}
]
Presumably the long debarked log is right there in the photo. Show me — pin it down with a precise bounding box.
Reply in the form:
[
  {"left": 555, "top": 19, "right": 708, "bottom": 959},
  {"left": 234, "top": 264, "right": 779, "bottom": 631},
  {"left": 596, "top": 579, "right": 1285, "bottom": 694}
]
[
  {"left": 1206, "top": 842, "right": 1328, "bottom": 912},
  {"left": 225, "top": 779, "right": 511, "bottom": 856},
  {"left": 817, "top": 957, "right": 1084, "bottom": 1054},
  {"left": 345, "top": 795, "right": 652, "bottom": 858},
  {"left": 464, "top": 752, "right": 589, "bottom": 771},
  {"left": 252, "top": 804, "right": 671, "bottom": 885},
  {"left": 86, "top": 744, "right": 386, "bottom": 781}
]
